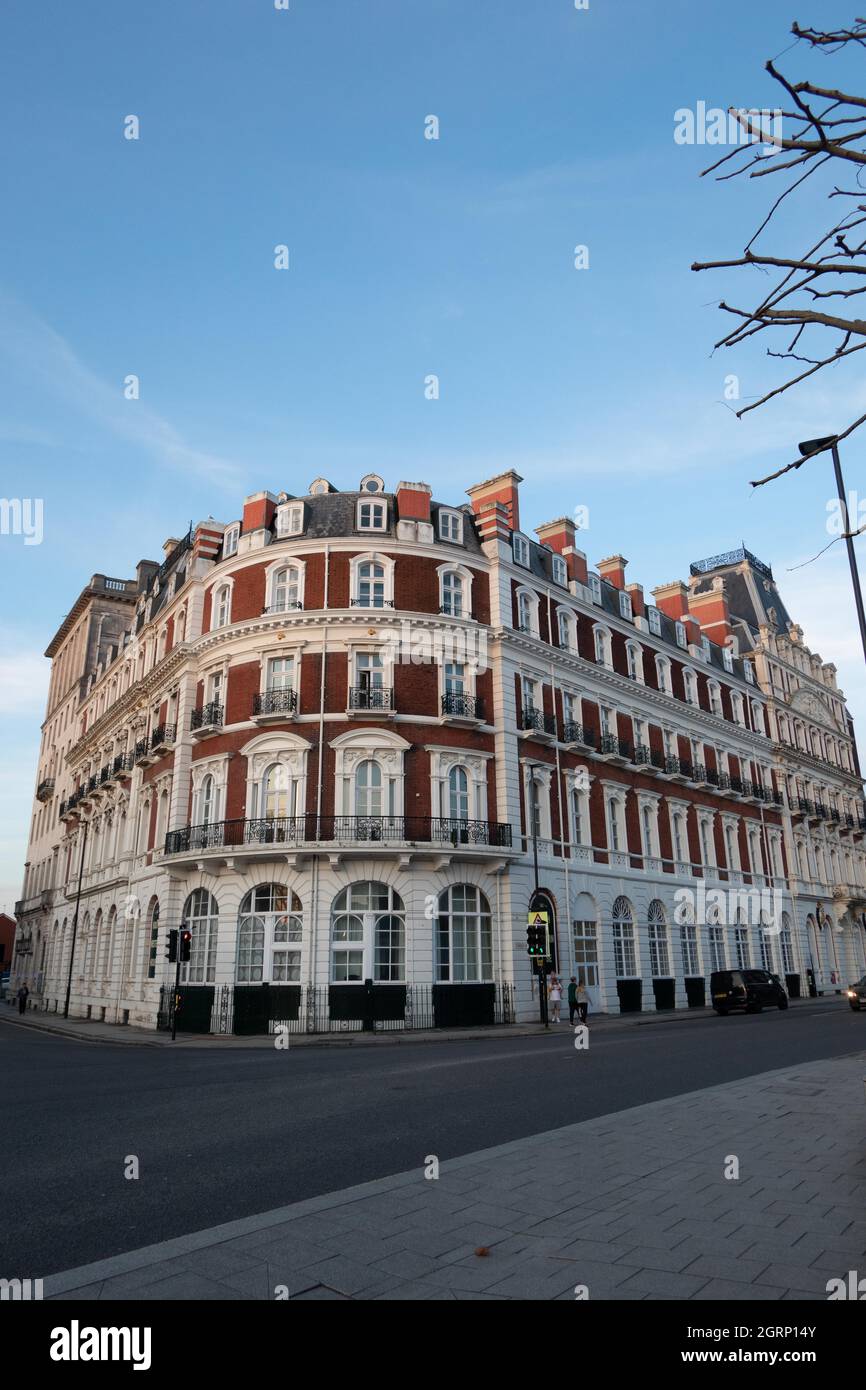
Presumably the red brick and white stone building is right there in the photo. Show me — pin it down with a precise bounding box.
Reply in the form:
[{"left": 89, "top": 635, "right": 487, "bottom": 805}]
[{"left": 11, "top": 471, "right": 866, "bottom": 1032}]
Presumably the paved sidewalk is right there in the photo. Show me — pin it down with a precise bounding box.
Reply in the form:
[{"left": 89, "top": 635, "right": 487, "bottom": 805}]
[
  {"left": 44, "top": 1050, "right": 866, "bottom": 1301},
  {"left": 1, "top": 992, "right": 846, "bottom": 1050}
]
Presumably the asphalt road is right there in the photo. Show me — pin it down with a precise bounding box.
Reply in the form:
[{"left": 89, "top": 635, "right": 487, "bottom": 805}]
[{"left": 2, "top": 1000, "right": 864, "bottom": 1276}]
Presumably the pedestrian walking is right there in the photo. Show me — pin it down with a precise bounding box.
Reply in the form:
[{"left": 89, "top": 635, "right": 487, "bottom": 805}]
[
  {"left": 576, "top": 980, "right": 589, "bottom": 1025},
  {"left": 16, "top": 984, "right": 29, "bottom": 1016},
  {"left": 548, "top": 974, "right": 563, "bottom": 1023},
  {"left": 567, "top": 976, "right": 578, "bottom": 1025}
]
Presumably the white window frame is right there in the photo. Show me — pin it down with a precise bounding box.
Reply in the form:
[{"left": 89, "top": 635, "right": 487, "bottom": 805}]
[
  {"left": 356, "top": 498, "right": 388, "bottom": 532},
  {"left": 437, "top": 563, "right": 473, "bottom": 619},
  {"left": 211, "top": 580, "right": 233, "bottom": 629},
  {"left": 551, "top": 553, "right": 568, "bottom": 588},
  {"left": 675, "top": 620, "right": 687, "bottom": 649},
  {"left": 512, "top": 534, "right": 531, "bottom": 567},
  {"left": 647, "top": 606, "right": 662, "bottom": 636},
  {"left": 516, "top": 587, "right": 540, "bottom": 637},
  {"left": 275, "top": 502, "right": 304, "bottom": 538},
  {"left": 588, "top": 573, "right": 602, "bottom": 605},
  {"left": 593, "top": 623, "right": 612, "bottom": 669},
  {"left": 265, "top": 556, "right": 306, "bottom": 613},
  {"left": 349, "top": 552, "right": 395, "bottom": 608},
  {"left": 222, "top": 524, "right": 239, "bottom": 558},
  {"left": 618, "top": 590, "right": 633, "bottom": 620},
  {"left": 438, "top": 509, "right": 463, "bottom": 544}
]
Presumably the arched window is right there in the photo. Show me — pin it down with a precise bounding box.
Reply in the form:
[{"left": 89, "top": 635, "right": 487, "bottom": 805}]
[
  {"left": 683, "top": 669, "right": 697, "bottom": 705},
  {"left": 626, "top": 642, "right": 642, "bottom": 682},
  {"left": 146, "top": 898, "right": 160, "bottom": 979},
  {"left": 331, "top": 882, "right": 404, "bottom": 982},
  {"left": 517, "top": 591, "right": 533, "bottom": 634},
  {"left": 357, "top": 561, "right": 385, "bottom": 608},
  {"left": 261, "top": 762, "right": 296, "bottom": 819},
  {"left": 612, "top": 897, "right": 636, "bottom": 977},
  {"left": 91, "top": 909, "right": 102, "bottom": 980},
  {"left": 448, "top": 765, "right": 469, "bottom": 820},
  {"left": 199, "top": 773, "right": 216, "bottom": 826},
  {"left": 441, "top": 571, "right": 464, "bottom": 618},
  {"left": 435, "top": 884, "right": 492, "bottom": 982},
  {"left": 656, "top": 655, "right": 672, "bottom": 695},
  {"left": 594, "top": 625, "right": 611, "bottom": 668},
  {"left": 648, "top": 900, "right": 671, "bottom": 976},
  {"left": 105, "top": 905, "right": 118, "bottom": 980},
  {"left": 237, "top": 884, "right": 303, "bottom": 983},
  {"left": 355, "top": 759, "right": 383, "bottom": 817},
  {"left": 558, "top": 609, "right": 576, "bottom": 652},
  {"left": 270, "top": 565, "right": 302, "bottom": 612},
  {"left": 214, "top": 585, "right": 231, "bottom": 628},
  {"left": 182, "top": 889, "right": 220, "bottom": 983}
]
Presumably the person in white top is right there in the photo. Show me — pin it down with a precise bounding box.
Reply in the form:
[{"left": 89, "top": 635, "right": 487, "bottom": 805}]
[{"left": 548, "top": 974, "right": 563, "bottom": 1023}]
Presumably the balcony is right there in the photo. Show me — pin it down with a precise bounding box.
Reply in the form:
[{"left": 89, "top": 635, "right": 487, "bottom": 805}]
[
  {"left": 36, "top": 778, "right": 55, "bottom": 803},
  {"left": 598, "top": 733, "right": 630, "bottom": 766},
  {"left": 521, "top": 707, "right": 557, "bottom": 741},
  {"left": 347, "top": 686, "right": 393, "bottom": 717},
  {"left": 114, "top": 752, "right": 134, "bottom": 779},
  {"left": 441, "top": 691, "right": 484, "bottom": 725},
  {"left": 689, "top": 764, "right": 707, "bottom": 786},
  {"left": 191, "top": 702, "right": 224, "bottom": 738},
  {"left": 793, "top": 797, "right": 814, "bottom": 819},
  {"left": 150, "top": 723, "right": 177, "bottom": 756},
  {"left": 630, "top": 744, "right": 658, "bottom": 773},
  {"left": 663, "top": 756, "right": 689, "bottom": 784},
  {"left": 252, "top": 687, "right": 298, "bottom": 723},
  {"left": 263, "top": 602, "right": 304, "bottom": 615},
  {"left": 561, "top": 721, "right": 595, "bottom": 752},
  {"left": 164, "top": 814, "right": 513, "bottom": 861},
  {"left": 133, "top": 737, "right": 152, "bottom": 768},
  {"left": 350, "top": 598, "right": 395, "bottom": 609}
]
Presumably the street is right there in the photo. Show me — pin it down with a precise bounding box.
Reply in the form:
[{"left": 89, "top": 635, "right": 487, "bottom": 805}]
[{"left": 2, "top": 1000, "right": 863, "bottom": 1279}]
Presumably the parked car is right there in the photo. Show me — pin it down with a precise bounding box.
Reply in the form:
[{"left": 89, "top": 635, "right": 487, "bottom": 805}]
[
  {"left": 845, "top": 975, "right": 866, "bottom": 1011},
  {"left": 711, "top": 968, "right": 788, "bottom": 1015}
]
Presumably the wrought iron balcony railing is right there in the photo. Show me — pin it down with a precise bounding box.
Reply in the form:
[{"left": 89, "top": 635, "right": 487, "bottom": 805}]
[
  {"left": 350, "top": 598, "right": 395, "bottom": 608},
  {"left": 263, "top": 601, "right": 304, "bottom": 614},
  {"left": 441, "top": 691, "right": 483, "bottom": 719},
  {"left": 522, "top": 707, "right": 557, "bottom": 735},
  {"left": 253, "top": 688, "right": 298, "bottom": 716},
  {"left": 165, "top": 814, "right": 513, "bottom": 856},
  {"left": 690, "top": 764, "right": 707, "bottom": 783},
  {"left": 134, "top": 739, "right": 150, "bottom": 764},
  {"left": 113, "top": 752, "right": 134, "bottom": 776},
  {"left": 348, "top": 686, "right": 393, "bottom": 711},
  {"left": 150, "top": 723, "right": 176, "bottom": 751},
  {"left": 191, "top": 702, "right": 224, "bottom": 731},
  {"left": 561, "top": 720, "right": 595, "bottom": 747},
  {"left": 36, "top": 778, "right": 55, "bottom": 802},
  {"left": 600, "top": 733, "right": 631, "bottom": 759}
]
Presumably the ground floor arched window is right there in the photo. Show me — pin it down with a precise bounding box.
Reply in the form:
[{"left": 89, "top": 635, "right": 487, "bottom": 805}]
[
  {"left": 237, "top": 884, "right": 303, "bottom": 983},
  {"left": 612, "top": 896, "right": 636, "bottom": 977},
  {"left": 331, "top": 881, "right": 404, "bottom": 982},
  {"left": 182, "top": 889, "right": 220, "bottom": 983},
  {"left": 435, "top": 884, "right": 492, "bottom": 982}
]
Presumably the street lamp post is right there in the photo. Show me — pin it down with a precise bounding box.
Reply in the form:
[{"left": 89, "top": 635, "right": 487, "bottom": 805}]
[{"left": 798, "top": 436, "right": 866, "bottom": 669}]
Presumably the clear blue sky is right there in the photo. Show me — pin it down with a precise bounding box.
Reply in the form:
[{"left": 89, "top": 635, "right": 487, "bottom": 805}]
[{"left": 1, "top": 0, "right": 864, "bottom": 910}]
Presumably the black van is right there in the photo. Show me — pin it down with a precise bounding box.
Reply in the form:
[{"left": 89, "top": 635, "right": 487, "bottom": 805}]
[
  {"left": 711, "top": 969, "right": 788, "bottom": 1015},
  {"left": 846, "top": 975, "right": 866, "bottom": 1011}
]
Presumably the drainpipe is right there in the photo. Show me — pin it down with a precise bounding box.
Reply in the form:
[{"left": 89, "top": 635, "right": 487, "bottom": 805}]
[{"left": 310, "top": 545, "right": 330, "bottom": 994}]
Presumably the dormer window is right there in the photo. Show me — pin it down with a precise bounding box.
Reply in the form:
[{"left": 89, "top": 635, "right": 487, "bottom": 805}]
[
  {"left": 701, "top": 635, "right": 711, "bottom": 661},
  {"left": 512, "top": 534, "right": 530, "bottom": 568},
  {"left": 618, "top": 590, "right": 633, "bottom": 620},
  {"left": 223, "top": 524, "right": 239, "bottom": 558},
  {"left": 675, "top": 621, "right": 687, "bottom": 649},
  {"left": 683, "top": 668, "right": 698, "bottom": 706},
  {"left": 360, "top": 473, "right": 385, "bottom": 493},
  {"left": 309, "top": 477, "right": 333, "bottom": 496},
  {"left": 275, "top": 502, "right": 304, "bottom": 538},
  {"left": 647, "top": 606, "right": 662, "bottom": 636},
  {"left": 551, "top": 554, "right": 568, "bottom": 588},
  {"left": 357, "top": 499, "right": 387, "bottom": 531},
  {"left": 722, "top": 646, "right": 734, "bottom": 673},
  {"left": 588, "top": 573, "right": 602, "bottom": 605},
  {"left": 439, "top": 509, "right": 463, "bottom": 544},
  {"left": 744, "top": 661, "right": 755, "bottom": 685}
]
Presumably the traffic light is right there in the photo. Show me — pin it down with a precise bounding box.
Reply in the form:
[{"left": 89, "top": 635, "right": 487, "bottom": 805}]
[
  {"left": 526, "top": 921, "right": 545, "bottom": 956},
  {"left": 179, "top": 928, "right": 192, "bottom": 963},
  {"left": 165, "top": 929, "right": 178, "bottom": 963}
]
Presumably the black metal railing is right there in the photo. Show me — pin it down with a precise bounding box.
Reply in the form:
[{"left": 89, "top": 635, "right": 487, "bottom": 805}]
[
  {"left": 134, "top": 738, "right": 150, "bottom": 763},
  {"left": 36, "top": 778, "right": 54, "bottom": 802},
  {"left": 86, "top": 774, "right": 98, "bottom": 793},
  {"left": 706, "top": 767, "right": 719, "bottom": 787},
  {"left": 631, "top": 744, "right": 652, "bottom": 767},
  {"left": 600, "top": 733, "right": 631, "bottom": 759},
  {"left": 522, "top": 707, "right": 557, "bottom": 735},
  {"left": 191, "top": 702, "right": 224, "bottom": 731},
  {"left": 442, "top": 691, "right": 483, "bottom": 719},
  {"left": 664, "top": 755, "right": 682, "bottom": 775},
  {"left": 114, "top": 752, "right": 134, "bottom": 775},
  {"left": 348, "top": 686, "right": 393, "bottom": 711},
  {"left": 165, "top": 814, "right": 513, "bottom": 856},
  {"left": 253, "top": 688, "right": 298, "bottom": 716},
  {"left": 729, "top": 775, "right": 743, "bottom": 794},
  {"left": 691, "top": 764, "right": 707, "bottom": 783},
  {"left": 263, "top": 602, "right": 304, "bottom": 614},
  {"left": 561, "top": 720, "right": 594, "bottom": 747},
  {"left": 350, "top": 598, "right": 395, "bottom": 608},
  {"left": 99, "top": 766, "right": 110, "bottom": 785},
  {"left": 150, "top": 723, "right": 176, "bottom": 750},
  {"left": 159, "top": 981, "right": 516, "bottom": 1037}
]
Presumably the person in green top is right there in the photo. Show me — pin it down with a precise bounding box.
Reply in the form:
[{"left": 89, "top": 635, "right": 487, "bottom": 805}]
[{"left": 567, "top": 976, "right": 578, "bottom": 1025}]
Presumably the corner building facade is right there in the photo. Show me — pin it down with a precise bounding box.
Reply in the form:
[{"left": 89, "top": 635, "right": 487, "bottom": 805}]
[{"left": 12, "top": 472, "right": 866, "bottom": 1033}]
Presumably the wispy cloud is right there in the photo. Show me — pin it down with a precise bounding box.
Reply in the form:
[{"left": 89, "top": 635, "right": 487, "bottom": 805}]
[{"left": 0, "top": 297, "right": 243, "bottom": 491}]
